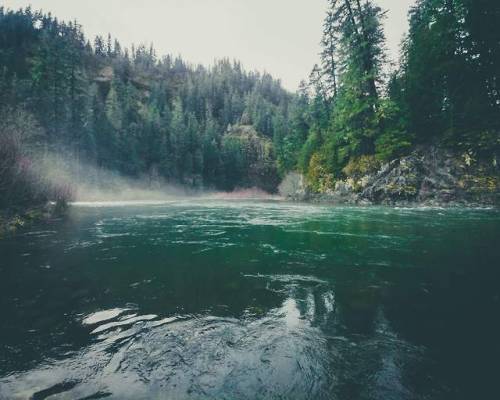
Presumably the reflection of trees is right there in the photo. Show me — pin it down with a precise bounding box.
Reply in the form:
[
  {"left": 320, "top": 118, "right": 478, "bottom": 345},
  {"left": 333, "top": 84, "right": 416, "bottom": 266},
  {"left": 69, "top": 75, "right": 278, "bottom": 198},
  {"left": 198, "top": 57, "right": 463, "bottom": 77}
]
[{"left": 276, "top": 269, "right": 446, "bottom": 399}]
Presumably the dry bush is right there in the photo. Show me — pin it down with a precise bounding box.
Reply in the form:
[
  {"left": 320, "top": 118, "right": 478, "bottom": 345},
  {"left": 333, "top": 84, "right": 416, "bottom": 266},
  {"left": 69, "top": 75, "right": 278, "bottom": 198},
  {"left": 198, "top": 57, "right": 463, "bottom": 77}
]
[{"left": 0, "top": 106, "right": 72, "bottom": 210}]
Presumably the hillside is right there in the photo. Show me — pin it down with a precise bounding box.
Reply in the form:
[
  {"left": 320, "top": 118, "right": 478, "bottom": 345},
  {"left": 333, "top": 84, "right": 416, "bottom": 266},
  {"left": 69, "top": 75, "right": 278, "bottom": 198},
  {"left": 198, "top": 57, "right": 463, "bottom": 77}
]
[
  {"left": 0, "top": 7, "right": 291, "bottom": 211},
  {"left": 1, "top": 2, "right": 500, "bottom": 212},
  {"left": 280, "top": 146, "right": 500, "bottom": 206}
]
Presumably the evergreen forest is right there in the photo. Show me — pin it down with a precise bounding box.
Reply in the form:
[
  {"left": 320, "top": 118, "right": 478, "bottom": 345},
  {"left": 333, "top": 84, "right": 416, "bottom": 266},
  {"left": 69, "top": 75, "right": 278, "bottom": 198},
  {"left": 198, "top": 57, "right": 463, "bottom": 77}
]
[{"left": 1, "top": 0, "right": 499, "bottom": 209}]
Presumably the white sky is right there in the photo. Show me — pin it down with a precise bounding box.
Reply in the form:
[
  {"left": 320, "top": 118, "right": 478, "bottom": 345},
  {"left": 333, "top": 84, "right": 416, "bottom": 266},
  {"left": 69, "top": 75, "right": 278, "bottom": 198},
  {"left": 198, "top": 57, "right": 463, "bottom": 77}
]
[{"left": 2, "top": 0, "right": 416, "bottom": 90}]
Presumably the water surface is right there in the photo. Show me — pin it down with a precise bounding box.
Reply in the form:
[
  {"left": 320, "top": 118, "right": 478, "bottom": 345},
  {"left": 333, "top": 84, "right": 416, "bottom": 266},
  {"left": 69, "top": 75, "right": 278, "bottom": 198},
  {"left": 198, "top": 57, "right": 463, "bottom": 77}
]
[{"left": 1, "top": 201, "right": 499, "bottom": 399}]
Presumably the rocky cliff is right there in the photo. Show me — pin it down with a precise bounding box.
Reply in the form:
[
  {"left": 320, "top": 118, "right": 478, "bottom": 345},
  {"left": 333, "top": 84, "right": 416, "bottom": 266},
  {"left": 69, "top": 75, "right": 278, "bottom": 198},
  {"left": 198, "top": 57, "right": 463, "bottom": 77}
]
[{"left": 280, "top": 147, "right": 500, "bottom": 206}]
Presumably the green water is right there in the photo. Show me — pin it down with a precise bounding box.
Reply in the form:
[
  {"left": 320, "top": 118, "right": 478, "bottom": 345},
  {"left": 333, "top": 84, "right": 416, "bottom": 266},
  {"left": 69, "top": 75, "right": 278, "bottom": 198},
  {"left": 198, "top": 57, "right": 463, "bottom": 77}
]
[{"left": 1, "top": 200, "right": 499, "bottom": 400}]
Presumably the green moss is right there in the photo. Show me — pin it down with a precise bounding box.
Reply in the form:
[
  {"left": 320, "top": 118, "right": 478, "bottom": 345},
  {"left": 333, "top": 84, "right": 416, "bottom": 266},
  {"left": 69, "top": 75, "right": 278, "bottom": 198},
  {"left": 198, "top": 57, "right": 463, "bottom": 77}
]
[
  {"left": 0, "top": 205, "right": 56, "bottom": 239},
  {"left": 465, "top": 175, "right": 499, "bottom": 194},
  {"left": 386, "top": 183, "right": 418, "bottom": 197},
  {"left": 1, "top": 215, "right": 24, "bottom": 237},
  {"left": 306, "top": 153, "right": 335, "bottom": 193},
  {"left": 342, "top": 155, "right": 380, "bottom": 179}
]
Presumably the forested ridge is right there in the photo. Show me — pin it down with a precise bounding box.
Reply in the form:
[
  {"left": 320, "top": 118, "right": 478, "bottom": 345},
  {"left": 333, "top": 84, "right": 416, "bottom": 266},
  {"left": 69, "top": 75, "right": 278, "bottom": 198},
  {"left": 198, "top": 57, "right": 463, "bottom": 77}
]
[
  {"left": 276, "top": 0, "right": 500, "bottom": 195},
  {"left": 1, "top": 0, "right": 500, "bottom": 212},
  {"left": 0, "top": 6, "right": 290, "bottom": 209}
]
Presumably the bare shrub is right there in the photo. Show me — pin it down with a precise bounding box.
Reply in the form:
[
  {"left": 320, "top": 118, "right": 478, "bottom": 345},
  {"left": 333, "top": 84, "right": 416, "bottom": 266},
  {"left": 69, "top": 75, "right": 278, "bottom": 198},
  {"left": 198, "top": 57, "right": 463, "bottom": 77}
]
[{"left": 0, "top": 106, "right": 72, "bottom": 210}]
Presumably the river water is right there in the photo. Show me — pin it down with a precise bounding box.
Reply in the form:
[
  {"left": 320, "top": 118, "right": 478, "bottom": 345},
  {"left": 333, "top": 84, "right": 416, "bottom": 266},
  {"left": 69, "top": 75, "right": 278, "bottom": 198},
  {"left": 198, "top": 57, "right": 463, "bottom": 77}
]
[{"left": 0, "top": 200, "right": 499, "bottom": 400}]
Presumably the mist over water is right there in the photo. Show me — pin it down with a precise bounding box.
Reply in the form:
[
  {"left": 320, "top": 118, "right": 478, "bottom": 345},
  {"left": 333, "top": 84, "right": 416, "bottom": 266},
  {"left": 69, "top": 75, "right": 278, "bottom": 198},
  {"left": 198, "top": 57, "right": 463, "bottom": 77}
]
[
  {"left": 36, "top": 153, "right": 189, "bottom": 202},
  {"left": 36, "top": 153, "right": 278, "bottom": 203}
]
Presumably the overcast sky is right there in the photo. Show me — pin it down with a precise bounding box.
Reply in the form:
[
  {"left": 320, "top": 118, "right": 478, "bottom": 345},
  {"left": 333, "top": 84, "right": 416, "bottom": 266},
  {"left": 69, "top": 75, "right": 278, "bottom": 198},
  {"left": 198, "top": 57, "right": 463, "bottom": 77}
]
[{"left": 3, "top": 0, "right": 416, "bottom": 90}]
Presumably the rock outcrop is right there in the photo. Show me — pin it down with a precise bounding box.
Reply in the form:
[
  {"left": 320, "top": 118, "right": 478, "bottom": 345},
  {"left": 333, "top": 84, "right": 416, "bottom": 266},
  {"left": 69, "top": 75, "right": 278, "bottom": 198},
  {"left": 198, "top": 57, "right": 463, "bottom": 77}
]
[
  {"left": 223, "top": 125, "right": 280, "bottom": 193},
  {"left": 280, "top": 147, "right": 500, "bottom": 206}
]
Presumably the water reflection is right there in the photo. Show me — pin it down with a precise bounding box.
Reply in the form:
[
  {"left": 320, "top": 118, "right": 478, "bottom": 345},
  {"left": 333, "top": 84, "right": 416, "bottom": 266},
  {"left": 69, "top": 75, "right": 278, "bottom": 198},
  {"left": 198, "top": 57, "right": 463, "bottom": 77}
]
[
  {"left": 0, "top": 272, "right": 442, "bottom": 399},
  {"left": 0, "top": 201, "right": 499, "bottom": 399}
]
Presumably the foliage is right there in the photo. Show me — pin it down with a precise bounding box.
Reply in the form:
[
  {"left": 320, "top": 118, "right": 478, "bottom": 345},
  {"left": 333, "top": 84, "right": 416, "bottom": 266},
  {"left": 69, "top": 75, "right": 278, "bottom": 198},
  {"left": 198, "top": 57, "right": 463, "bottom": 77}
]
[
  {"left": 0, "top": 106, "right": 71, "bottom": 209},
  {"left": 1, "top": 1, "right": 499, "bottom": 203},
  {"left": 283, "top": 0, "right": 499, "bottom": 194},
  {"left": 395, "top": 0, "right": 500, "bottom": 150},
  {"left": 374, "top": 99, "right": 413, "bottom": 162},
  {"left": 0, "top": 7, "right": 291, "bottom": 195},
  {"left": 297, "top": 130, "right": 322, "bottom": 174},
  {"left": 221, "top": 126, "right": 280, "bottom": 192},
  {"left": 342, "top": 155, "right": 380, "bottom": 179},
  {"left": 293, "top": 0, "right": 394, "bottom": 188},
  {"left": 306, "top": 153, "right": 335, "bottom": 193}
]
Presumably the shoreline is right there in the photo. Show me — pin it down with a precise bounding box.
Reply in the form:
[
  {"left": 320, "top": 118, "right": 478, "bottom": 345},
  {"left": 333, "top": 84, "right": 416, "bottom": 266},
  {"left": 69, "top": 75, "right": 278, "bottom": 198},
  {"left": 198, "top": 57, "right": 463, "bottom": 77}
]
[
  {"left": 1, "top": 195, "right": 498, "bottom": 239},
  {"left": 0, "top": 202, "right": 66, "bottom": 238},
  {"left": 286, "top": 195, "right": 500, "bottom": 209}
]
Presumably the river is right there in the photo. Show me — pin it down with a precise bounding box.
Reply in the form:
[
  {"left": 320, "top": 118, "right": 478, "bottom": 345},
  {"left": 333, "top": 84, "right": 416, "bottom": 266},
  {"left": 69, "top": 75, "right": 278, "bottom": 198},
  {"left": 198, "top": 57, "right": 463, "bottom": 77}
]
[{"left": 1, "top": 200, "right": 499, "bottom": 400}]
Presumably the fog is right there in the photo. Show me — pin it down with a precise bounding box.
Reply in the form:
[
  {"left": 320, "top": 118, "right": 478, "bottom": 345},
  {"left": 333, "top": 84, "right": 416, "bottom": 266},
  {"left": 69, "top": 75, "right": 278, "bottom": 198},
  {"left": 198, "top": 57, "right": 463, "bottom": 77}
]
[
  {"left": 35, "top": 153, "right": 278, "bottom": 204},
  {"left": 35, "top": 153, "right": 192, "bottom": 202}
]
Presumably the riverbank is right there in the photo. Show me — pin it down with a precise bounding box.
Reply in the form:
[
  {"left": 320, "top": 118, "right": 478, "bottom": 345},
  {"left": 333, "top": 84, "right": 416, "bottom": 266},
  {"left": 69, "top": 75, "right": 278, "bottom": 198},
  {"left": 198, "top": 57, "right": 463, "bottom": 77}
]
[
  {"left": 0, "top": 202, "right": 66, "bottom": 238},
  {"left": 280, "top": 147, "right": 500, "bottom": 207}
]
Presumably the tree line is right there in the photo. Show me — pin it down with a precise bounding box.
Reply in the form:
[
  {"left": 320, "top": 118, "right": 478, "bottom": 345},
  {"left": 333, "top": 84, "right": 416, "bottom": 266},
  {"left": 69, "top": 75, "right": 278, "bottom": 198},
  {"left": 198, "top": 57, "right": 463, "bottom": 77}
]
[
  {"left": 1, "top": 1, "right": 499, "bottom": 209},
  {"left": 0, "top": 6, "right": 291, "bottom": 209},
  {"left": 275, "top": 0, "right": 500, "bottom": 192}
]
